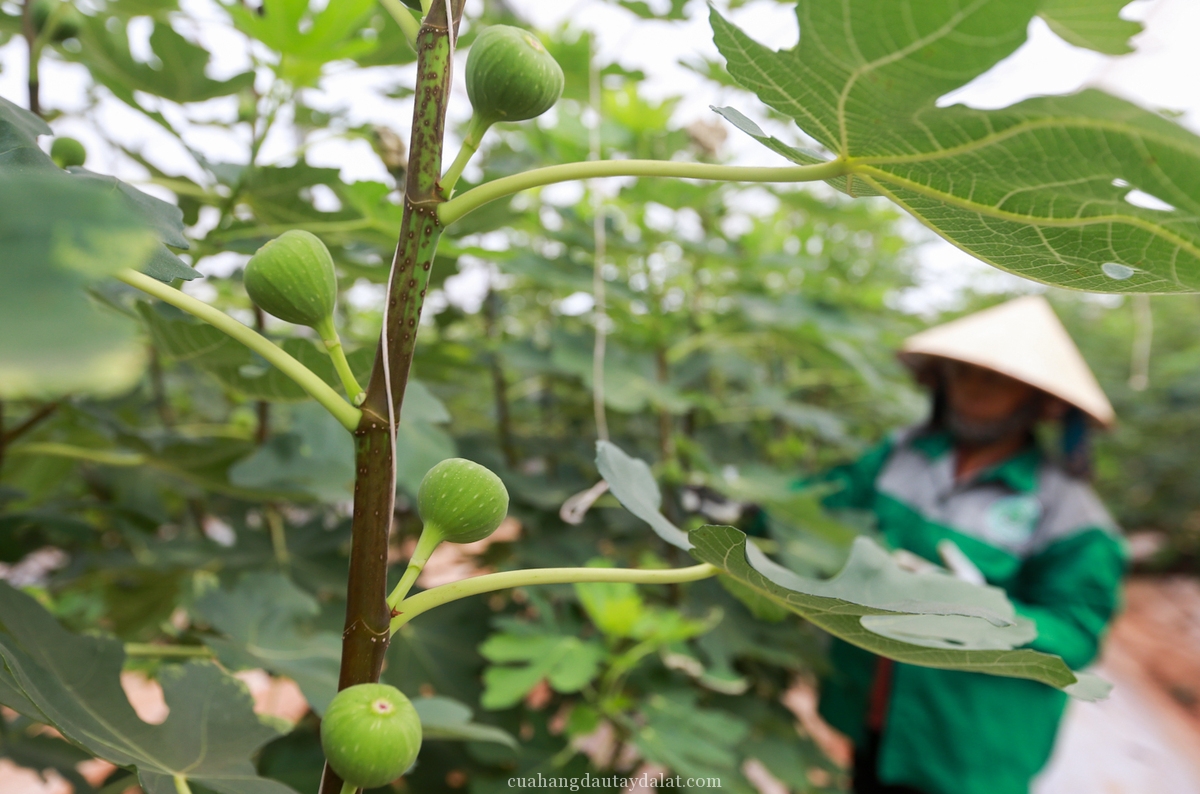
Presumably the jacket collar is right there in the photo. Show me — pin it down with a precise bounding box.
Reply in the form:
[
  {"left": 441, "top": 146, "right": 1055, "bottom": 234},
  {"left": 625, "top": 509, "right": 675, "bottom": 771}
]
[{"left": 910, "top": 429, "right": 1041, "bottom": 494}]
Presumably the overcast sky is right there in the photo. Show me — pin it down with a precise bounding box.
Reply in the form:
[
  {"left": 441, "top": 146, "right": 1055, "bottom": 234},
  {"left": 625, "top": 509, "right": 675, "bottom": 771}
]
[{"left": 2, "top": 0, "right": 1198, "bottom": 310}]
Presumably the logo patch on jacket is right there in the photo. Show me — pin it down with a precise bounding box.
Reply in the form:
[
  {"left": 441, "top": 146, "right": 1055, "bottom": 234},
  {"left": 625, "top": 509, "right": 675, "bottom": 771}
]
[{"left": 985, "top": 495, "right": 1042, "bottom": 546}]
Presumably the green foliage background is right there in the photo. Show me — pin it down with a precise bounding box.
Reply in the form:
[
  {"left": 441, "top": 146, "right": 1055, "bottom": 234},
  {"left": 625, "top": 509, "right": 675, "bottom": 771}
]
[{"left": 0, "top": 0, "right": 1197, "bottom": 792}]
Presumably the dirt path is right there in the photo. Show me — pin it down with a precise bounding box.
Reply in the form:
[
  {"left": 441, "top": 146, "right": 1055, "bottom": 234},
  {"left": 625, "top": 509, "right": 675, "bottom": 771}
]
[{"left": 1035, "top": 576, "right": 1200, "bottom": 794}]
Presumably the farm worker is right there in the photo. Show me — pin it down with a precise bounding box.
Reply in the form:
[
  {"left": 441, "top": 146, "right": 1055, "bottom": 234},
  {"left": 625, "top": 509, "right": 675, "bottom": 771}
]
[{"left": 815, "top": 296, "right": 1126, "bottom": 794}]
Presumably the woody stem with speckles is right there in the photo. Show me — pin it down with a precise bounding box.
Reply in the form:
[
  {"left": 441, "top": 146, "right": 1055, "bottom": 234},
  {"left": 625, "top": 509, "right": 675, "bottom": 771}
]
[{"left": 319, "top": 4, "right": 463, "bottom": 794}]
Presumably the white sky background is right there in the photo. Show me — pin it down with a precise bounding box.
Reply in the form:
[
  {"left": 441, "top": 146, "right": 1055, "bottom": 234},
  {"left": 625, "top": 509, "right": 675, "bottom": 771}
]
[{"left": 2, "top": 0, "right": 1199, "bottom": 312}]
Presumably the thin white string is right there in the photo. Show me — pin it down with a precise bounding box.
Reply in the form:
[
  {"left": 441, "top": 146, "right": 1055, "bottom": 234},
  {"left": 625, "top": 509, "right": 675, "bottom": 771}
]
[
  {"left": 381, "top": 257, "right": 398, "bottom": 490},
  {"left": 589, "top": 35, "right": 609, "bottom": 442},
  {"left": 445, "top": 0, "right": 458, "bottom": 77}
]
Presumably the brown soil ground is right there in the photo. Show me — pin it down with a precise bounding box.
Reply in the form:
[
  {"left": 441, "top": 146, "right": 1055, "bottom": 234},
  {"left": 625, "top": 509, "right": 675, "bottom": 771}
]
[{"left": 1035, "top": 575, "right": 1200, "bottom": 793}]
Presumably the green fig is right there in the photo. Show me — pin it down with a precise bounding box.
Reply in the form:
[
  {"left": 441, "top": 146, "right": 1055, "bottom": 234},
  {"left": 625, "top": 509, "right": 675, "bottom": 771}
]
[
  {"left": 244, "top": 230, "right": 337, "bottom": 329},
  {"left": 465, "top": 26, "right": 564, "bottom": 125},
  {"left": 50, "top": 136, "right": 86, "bottom": 169},
  {"left": 417, "top": 458, "right": 509, "bottom": 544},
  {"left": 320, "top": 684, "right": 422, "bottom": 789}
]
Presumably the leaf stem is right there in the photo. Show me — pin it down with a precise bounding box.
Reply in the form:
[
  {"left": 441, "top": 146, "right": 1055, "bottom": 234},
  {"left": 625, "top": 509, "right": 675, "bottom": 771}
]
[
  {"left": 125, "top": 643, "right": 215, "bottom": 658},
  {"left": 378, "top": 0, "right": 420, "bottom": 49},
  {"left": 390, "top": 563, "right": 718, "bottom": 632},
  {"left": 339, "top": 782, "right": 357, "bottom": 794},
  {"left": 1, "top": 402, "right": 60, "bottom": 445},
  {"left": 10, "top": 442, "right": 145, "bottom": 466},
  {"left": 265, "top": 505, "right": 290, "bottom": 568},
  {"left": 117, "top": 269, "right": 362, "bottom": 432},
  {"left": 21, "top": 0, "right": 40, "bottom": 116},
  {"left": 173, "top": 775, "right": 193, "bottom": 794},
  {"left": 438, "top": 158, "right": 849, "bottom": 226}
]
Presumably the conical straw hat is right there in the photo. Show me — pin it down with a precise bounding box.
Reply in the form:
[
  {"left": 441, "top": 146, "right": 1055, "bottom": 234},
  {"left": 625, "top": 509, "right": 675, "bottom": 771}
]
[{"left": 898, "top": 295, "right": 1115, "bottom": 427}]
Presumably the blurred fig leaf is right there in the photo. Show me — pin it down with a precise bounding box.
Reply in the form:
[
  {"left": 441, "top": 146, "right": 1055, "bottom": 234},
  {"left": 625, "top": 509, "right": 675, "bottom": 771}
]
[
  {"left": 66, "top": 168, "right": 195, "bottom": 281},
  {"left": 1038, "top": 0, "right": 1143, "bottom": 55},
  {"left": 195, "top": 573, "right": 341, "bottom": 715},
  {"left": 617, "top": 0, "right": 688, "bottom": 21},
  {"left": 411, "top": 696, "right": 518, "bottom": 748},
  {"left": 394, "top": 419, "right": 457, "bottom": 498},
  {"left": 631, "top": 691, "right": 749, "bottom": 784},
  {"left": 596, "top": 440, "right": 691, "bottom": 550},
  {"left": 0, "top": 582, "right": 298, "bottom": 794},
  {"left": 73, "top": 17, "right": 254, "bottom": 108},
  {"left": 227, "top": 0, "right": 377, "bottom": 84},
  {"left": 229, "top": 403, "right": 356, "bottom": 503},
  {"left": 479, "top": 627, "right": 606, "bottom": 710},
  {"left": 0, "top": 172, "right": 154, "bottom": 399}
]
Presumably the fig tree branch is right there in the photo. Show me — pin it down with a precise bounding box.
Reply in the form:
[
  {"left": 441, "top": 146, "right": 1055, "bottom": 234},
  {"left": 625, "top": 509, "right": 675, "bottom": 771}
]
[
  {"left": 438, "top": 158, "right": 850, "bottom": 226},
  {"left": 1, "top": 401, "right": 60, "bottom": 446},
  {"left": 320, "top": 3, "right": 463, "bottom": 793},
  {"left": 117, "top": 269, "right": 362, "bottom": 431}
]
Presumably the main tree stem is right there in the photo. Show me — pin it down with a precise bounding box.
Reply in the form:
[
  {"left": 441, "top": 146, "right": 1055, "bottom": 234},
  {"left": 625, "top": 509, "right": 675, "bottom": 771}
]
[{"left": 320, "top": 4, "right": 462, "bottom": 794}]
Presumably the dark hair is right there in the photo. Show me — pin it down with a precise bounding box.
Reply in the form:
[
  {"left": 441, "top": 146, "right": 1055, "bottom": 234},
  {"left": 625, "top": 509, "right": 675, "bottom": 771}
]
[{"left": 1061, "top": 406, "right": 1093, "bottom": 480}]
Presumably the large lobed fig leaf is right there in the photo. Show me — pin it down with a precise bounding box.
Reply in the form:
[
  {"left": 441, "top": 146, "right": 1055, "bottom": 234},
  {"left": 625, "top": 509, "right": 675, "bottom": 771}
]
[
  {"left": 597, "top": 441, "right": 1110, "bottom": 700},
  {"left": 0, "top": 582, "right": 298, "bottom": 794},
  {"left": 195, "top": 573, "right": 342, "bottom": 715},
  {"left": 710, "top": 0, "right": 1200, "bottom": 294}
]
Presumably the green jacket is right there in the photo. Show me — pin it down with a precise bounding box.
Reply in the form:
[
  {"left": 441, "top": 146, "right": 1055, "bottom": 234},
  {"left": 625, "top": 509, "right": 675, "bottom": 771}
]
[{"left": 815, "top": 428, "right": 1126, "bottom": 794}]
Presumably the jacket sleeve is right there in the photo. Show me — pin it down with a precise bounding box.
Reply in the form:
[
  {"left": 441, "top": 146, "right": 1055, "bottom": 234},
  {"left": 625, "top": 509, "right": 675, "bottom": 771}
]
[
  {"left": 1011, "top": 528, "right": 1126, "bottom": 670},
  {"left": 746, "top": 439, "right": 894, "bottom": 538},
  {"left": 813, "top": 437, "right": 895, "bottom": 511}
]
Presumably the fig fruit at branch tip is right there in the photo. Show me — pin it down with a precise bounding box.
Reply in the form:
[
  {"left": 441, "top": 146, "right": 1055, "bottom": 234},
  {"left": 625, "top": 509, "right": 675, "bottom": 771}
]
[
  {"left": 321, "top": 684, "right": 422, "bottom": 789},
  {"left": 466, "top": 25, "right": 564, "bottom": 126},
  {"left": 244, "top": 230, "right": 338, "bottom": 329},
  {"left": 50, "top": 137, "right": 86, "bottom": 169},
  {"left": 417, "top": 458, "right": 510, "bottom": 544}
]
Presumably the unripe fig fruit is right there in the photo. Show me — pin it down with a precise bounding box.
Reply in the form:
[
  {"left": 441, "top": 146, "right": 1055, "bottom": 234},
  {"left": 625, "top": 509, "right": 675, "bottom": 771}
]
[
  {"left": 244, "top": 230, "right": 337, "bottom": 328},
  {"left": 50, "top": 137, "right": 86, "bottom": 169},
  {"left": 465, "top": 25, "right": 564, "bottom": 125},
  {"left": 417, "top": 458, "right": 509, "bottom": 544},
  {"left": 321, "top": 684, "right": 422, "bottom": 789}
]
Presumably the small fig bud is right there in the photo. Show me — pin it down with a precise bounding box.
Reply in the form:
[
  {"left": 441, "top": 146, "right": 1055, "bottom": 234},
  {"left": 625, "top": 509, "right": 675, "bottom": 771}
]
[
  {"left": 50, "top": 137, "right": 87, "bottom": 169},
  {"left": 465, "top": 25, "right": 564, "bottom": 125},
  {"left": 321, "top": 683, "right": 422, "bottom": 789},
  {"left": 244, "top": 230, "right": 337, "bottom": 328},
  {"left": 417, "top": 458, "right": 509, "bottom": 544}
]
